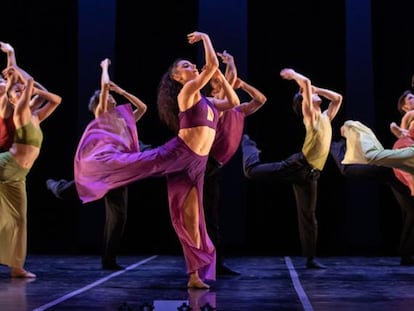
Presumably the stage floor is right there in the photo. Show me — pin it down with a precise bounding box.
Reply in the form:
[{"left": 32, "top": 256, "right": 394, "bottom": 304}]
[{"left": 1, "top": 254, "right": 413, "bottom": 310}]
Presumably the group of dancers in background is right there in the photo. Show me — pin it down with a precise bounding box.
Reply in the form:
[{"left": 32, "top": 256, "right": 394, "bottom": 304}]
[{"left": 1, "top": 31, "right": 414, "bottom": 289}]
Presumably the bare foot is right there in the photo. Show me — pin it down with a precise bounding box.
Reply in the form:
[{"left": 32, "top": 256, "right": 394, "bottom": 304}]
[
  {"left": 11, "top": 268, "right": 36, "bottom": 278},
  {"left": 187, "top": 274, "right": 210, "bottom": 289},
  {"left": 187, "top": 279, "right": 210, "bottom": 289}
]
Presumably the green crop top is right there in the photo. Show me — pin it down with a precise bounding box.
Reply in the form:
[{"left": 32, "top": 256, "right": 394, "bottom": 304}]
[{"left": 14, "top": 121, "right": 43, "bottom": 148}]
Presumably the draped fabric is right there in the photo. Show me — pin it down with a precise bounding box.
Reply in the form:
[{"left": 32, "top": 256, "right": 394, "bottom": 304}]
[
  {"left": 342, "top": 120, "right": 414, "bottom": 196},
  {"left": 74, "top": 104, "right": 216, "bottom": 280},
  {"left": 0, "top": 152, "right": 29, "bottom": 268}
]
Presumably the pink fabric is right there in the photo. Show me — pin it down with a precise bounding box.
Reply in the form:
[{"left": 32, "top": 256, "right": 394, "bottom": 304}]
[
  {"left": 74, "top": 104, "right": 139, "bottom": 202},
  {"left": 393, "top": 134, "right": 414, "bottom": 195},
  {"left": 0, "top": 115, "right": 15, "bottom": 152},
  {"left": 209, "top": 107, "right": 245, "bottom": 165},
  {"left": 73, "top": 103, "right": 216, "bottom": 280},
  {"left": 166, "top": 145, "right": 216, "bottom": 280}
]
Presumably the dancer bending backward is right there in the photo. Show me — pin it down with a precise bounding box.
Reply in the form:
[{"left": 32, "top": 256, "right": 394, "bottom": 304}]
[
  {"left": 242, "top": 68, "right": 342, "bottom": 269},
  {"left": 331, "top": 90, "right": 414, "bottom": 265},
  {"left": 204, "top": 50, "right": 267, "bottom": 275},
  {"left": 0, "top": 42, "right": 48, "bottom": 153},
  {"left": 330, "top": 142, "right": 414, "bottom": 266},
  {"left": 74, "top": 31, "right": 240, "bottom": 288},
  {"left": 0, "top": 64, "right": 61, "bottom": 278},
  {"left": 388, "top": 90, "right": 414, "bottom": 195}
]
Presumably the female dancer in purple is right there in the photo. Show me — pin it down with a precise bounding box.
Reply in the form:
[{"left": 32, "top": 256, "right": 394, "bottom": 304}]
[{"left": 74, "top": 31, "right": 240, "bottom": 288}]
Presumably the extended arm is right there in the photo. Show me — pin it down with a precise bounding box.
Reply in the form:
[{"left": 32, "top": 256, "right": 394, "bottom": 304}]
[
  {"left": 185, "top": 32, "right": 219, "bottom": 94},
  {"left": 0, "top": 42, "right": 16, "bottom": 67},
  {"left": 218, "top": 50, "right": 237, "bottom": 87},
  {"left": 209, "top": 69, "right": 240, "bottom": 110},
  {"left": 31, "top": 86, "right": 62, "bottom": 122},
  {"left": 109, "top": 82, "right": 147, "bottom": 122},
  {"left": 313, "top": 85, "right": 342, "bottom": 121},
  {"left": 234, "top": 78, "right": 267, "bottom": 116},
  {"left": 95, "top": 58, "right": 111, "bottom": 117},
  {"left": 3, "top": 66, "right": 34, "bottom": 127},
  {"left": 280, "top": 68, "right": 313, "bottom": 121}
]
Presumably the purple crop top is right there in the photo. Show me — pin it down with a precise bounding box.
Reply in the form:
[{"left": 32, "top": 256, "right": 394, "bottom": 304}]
[{"left": 179, "top": 96, "right": 218, "bottom": 130}]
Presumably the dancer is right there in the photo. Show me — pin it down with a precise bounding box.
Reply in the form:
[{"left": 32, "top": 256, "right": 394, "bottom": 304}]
[
  {"left": 242, "top": 68, "right": 342, "bottom": 269},
  {"left": 336, "top": 89, "right": 414, "bottom": 265},
  {"left": 74, "top": 32, "right": 239, "bottom": 288},
  {"left": 0, "top": 42, "right": 17, "bottom": 152},
  {"left": 1, "top": 42, "right": 54, "bottom": 152},
  {"left": 0, "top": 64, "right": 61, "bottom": 278},
  {"left": 204, "top": 50, "right": 267, "bottom": 275},
  {"left": 389, "top": 90, "right": 414, "bottom": 193},
  {"left": 47, "top": 58, "right": 148, "bottom": 270},
  {"left": 341, "top": 121, "right": 414, "bottom": 176},
  {"left": 77, "top": 58, "right": 147, "bottom": 270},
  {"left": 330, "top": 138, "right": 414, "bottom": 265}
]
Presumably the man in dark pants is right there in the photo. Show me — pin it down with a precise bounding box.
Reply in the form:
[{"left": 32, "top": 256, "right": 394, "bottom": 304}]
[
  {"left": 242, "top": 135, "right": 324, "bottom": 268},
  {"left": 330, "top": 139, "right": 414, "bottom": 265},
  {"left": 47, "top": 179, "right": 127, "bottom": 269},
  {"left": 241, "top": 69, "right": 343, "bottom": 269}
]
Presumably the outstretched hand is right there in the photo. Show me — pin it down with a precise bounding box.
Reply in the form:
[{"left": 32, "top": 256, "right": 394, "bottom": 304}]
[
  {"left": 233, "top": 78, "right": 242, "bottom": 89},
  {"left": 109, "top": 81, "right": 123, "bottom": 94},
  {"left": 217, "top": 50, "right": 234, "bottom": 64},
  {"left": 2, "top": 66, "right": 16, "bottom": 80},
  {"left": 0, "top": 42, "right": 14, "bottom": 54},
  {"left": 390, "top": 122, "right": 408, "bottom": 138},
  {"left": 100, "top": 58, "right": 111, "bottom": 68},
  {"left": 280, "top": 68, "right": 296, "bottom": 80},
  {"left": 187, "top": 31, "right": 205, "bottom": 44}
]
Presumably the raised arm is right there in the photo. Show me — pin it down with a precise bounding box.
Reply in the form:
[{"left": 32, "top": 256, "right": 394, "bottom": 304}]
[
  {"left": 30, "top": 86, "right": 62, "bottom": 122},
  {"left": 209, "top": 68, "right": 240, "bottom": 111},
  {"left": 0, "top": 42, "right": 16, "bottom": 67},
  {"left": 3, "top": 66, "right": 34, "bottom": 127},
  {"left": 6, "top": 64, "right": 61, "bottom": 123},
  {"left": 234, "top": 78, "right": 267, "bottom": 116},
  {"left": 0, "top": 41, "right": 56, "bottom": 111},
  {"left": 218, "top": 50, "right": 237, "bottom": 87},
  {"left": 94, "top": 58, "right": 111, "bottom": 117},
  {"left": 213, "top": 50, "right": 238, "bottom": 100},
  {"left": 0, "top": 43, "right": 12, "bottom": 114},
  {"left": 29, "top": 81, "right": 51, "bottom": 110},
  {"left": 312, "top": 85, "right": 343, "bottom": 121},
  {"left": 1, "top": 42, "right": 40, "bottom": 87},
  {"left": 3, "top": 60, "right": 61, "bottom": 122},
  {"left": 185, "top": 32, "right": 219, "bottom": 93},
  {"left": 280, "top": 68, "right": 313, "bottom": 121},
  {"left": 109, "top": 81, "right": 147, "bottom": 122}
]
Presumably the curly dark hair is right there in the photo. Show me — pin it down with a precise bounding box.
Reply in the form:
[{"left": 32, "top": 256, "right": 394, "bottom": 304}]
[{"left": 157, "top": 59, "right": 184, "bottom": 133}]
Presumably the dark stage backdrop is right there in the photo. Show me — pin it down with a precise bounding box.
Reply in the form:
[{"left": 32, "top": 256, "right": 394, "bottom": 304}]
[{"left": 1, "top": 0, "right": 413, "bottom": 258}]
